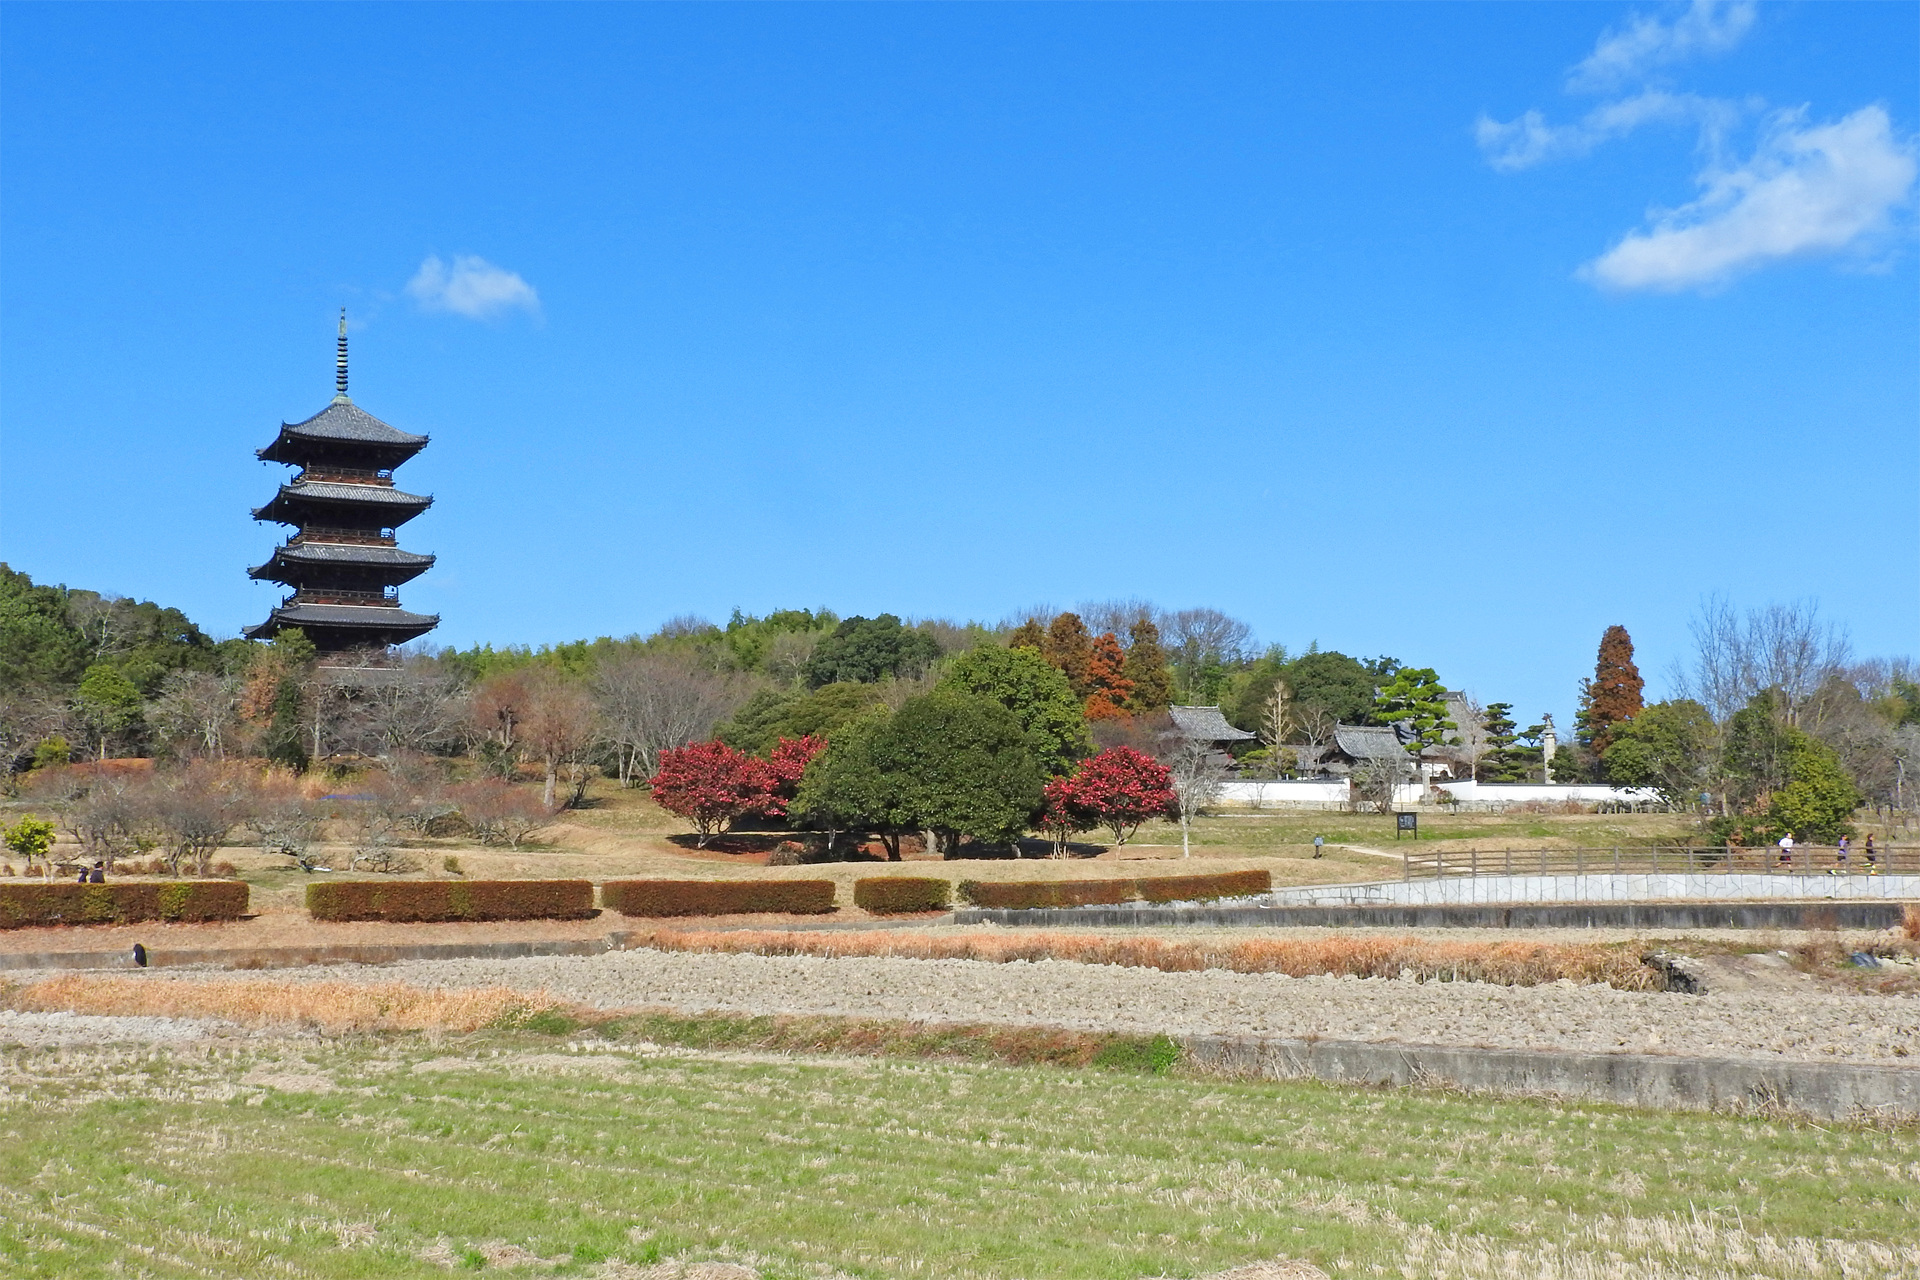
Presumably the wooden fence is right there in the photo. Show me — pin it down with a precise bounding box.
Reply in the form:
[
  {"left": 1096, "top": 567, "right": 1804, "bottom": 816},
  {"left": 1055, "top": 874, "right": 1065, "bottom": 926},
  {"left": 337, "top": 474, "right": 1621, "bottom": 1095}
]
[{"left": 1404, "top": 844, "right": 1920, "bottom": 881}]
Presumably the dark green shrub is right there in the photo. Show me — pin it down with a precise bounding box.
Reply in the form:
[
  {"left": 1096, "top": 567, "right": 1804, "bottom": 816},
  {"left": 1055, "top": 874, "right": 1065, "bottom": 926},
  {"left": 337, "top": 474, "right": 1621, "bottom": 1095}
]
[
  {"left": 852, "top": 876, "right": 952, "bottom": 914},
  {"left": 305, "top": 879, "right": 593, "bottom": 923},
  {"left": 602, "top": 879, "right": 835, "bottom": 917},
  {"left": 0, "top": 880, "right": 249, "bottom": 928}
]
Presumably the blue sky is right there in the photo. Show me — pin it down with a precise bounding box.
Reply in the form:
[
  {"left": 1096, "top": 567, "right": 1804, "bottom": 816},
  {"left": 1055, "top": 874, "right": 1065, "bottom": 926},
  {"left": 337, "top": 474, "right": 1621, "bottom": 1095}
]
[{"left": 2, "top": 1, "right": 1914, "bottom": 724}]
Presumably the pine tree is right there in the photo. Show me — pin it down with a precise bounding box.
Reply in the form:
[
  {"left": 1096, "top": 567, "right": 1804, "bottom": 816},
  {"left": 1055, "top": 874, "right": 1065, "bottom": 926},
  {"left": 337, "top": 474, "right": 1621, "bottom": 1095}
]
[
  {"left": 1082, "top": 632, "right": 1134, "bottom": 720},
  {"left": 1478, "top": 701, "right": 1524, "bottom": 782},
  {"left": 1123, "top": 618, "right": 1174, "bottom": 712},
  {"left": 1577, "top": 624, "right": 1645, "bottom": 755},
  {"left": 1041, "top": 612, "right": 1095, "bottom": 699}
]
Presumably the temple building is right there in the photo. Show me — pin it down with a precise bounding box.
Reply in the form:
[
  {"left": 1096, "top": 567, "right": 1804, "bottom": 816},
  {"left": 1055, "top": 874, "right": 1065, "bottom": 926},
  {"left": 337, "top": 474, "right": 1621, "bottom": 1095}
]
[{"left": 246, "top": 314, "right": 440, "bottom": 654}]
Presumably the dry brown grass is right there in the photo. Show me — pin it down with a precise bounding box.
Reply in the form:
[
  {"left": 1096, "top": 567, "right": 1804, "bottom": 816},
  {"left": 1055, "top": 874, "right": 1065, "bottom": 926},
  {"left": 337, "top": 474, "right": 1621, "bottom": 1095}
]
[
  {"left": 630, "top": 928, "right": 1662, "bottom": 989},
  {"left": 1904, "top": 903, "right": 1920, "bottom": 941},
  {"left": 3, "top": 974, "right": 568, "bottom": 1032}
]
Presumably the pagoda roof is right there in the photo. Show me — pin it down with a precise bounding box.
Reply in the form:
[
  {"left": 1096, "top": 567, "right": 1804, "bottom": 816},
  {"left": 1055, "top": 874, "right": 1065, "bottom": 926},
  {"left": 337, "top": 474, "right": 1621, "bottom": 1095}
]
[
  {"left": 258, "top": 401, "right": 428, "bottom": 463},
  {"left": 252, "top": 480, "right": 432, "bottom": 525},
  {"left": 248, "top": 543, "right": 435, "bottom": 580},
  {"left": 244, "top": 602, "right": 440, "bottom": 640}
]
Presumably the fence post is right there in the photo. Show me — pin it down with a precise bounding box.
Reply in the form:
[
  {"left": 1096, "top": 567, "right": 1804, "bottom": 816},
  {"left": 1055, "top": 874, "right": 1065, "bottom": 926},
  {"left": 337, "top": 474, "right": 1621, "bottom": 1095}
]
[
  {"left": 1687, "top": 846, "right": 1695, "bottom": 875},
  {"left": 1577, "top": 846, "right": 1584, "bottom": 877},
  {"left": 1471, "top": 848, "right": 1478, "bottom": 879},
  {"left": 1651, "top": 845, "right": 1659, "bottom": 875},
  {"left": 1613, "top": 845, "right": 1620, "bottom": 875},
  {"left": 1505, "top": 847, "right": 1512, "bottom": 876}
]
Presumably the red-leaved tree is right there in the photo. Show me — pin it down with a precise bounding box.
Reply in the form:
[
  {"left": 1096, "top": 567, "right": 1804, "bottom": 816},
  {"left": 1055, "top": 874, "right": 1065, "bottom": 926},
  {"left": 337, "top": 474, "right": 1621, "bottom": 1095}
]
[
  {"left": 763, "top": 734, "right": 827, "bottom": 817},
  {"left": 1039, "top": 775, "right": 1095, "bottom": 857},
  {"left": 648, "top": 740, "right": 775, "bottom": 847},
  {"left": 1053, "top": 746, "right": 1176, "bottom": 846}
]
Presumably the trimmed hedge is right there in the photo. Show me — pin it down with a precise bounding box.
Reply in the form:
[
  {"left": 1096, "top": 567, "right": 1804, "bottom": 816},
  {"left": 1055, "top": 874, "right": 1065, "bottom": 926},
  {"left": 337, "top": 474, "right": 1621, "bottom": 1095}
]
[
  {"left": 305, "top": 879, "right": 594, "bottom": 923},
  {"left": 603, "top": 879, "right": 836, "bottom": 918},
  {"left": 853, "top": 876, "right": 952, "bottom": 914},
  {"left": 0, "top": 881, "right": 249, "bottom": 929},
  {"left": 958, "top": 869, "right": 1270, "bottom": 911}
]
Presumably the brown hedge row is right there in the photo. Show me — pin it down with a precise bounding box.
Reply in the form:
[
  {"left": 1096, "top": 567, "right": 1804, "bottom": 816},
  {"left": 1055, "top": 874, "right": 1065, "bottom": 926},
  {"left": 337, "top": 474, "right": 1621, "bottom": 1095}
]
[
  {"left": 958, "top": 869, "right": 1270, "bottom": 911},
  {"left": 0, "top": 881, "right": 249, "bottom": 929},
  {"left": 603, "top": 879, "right": 836, "bottom": 918},
  {"left": 305, "top": 880, "right": 594, "bottom": 923},
  {"left": 852, "top": 877, "right": 952, "bottom": 914}
]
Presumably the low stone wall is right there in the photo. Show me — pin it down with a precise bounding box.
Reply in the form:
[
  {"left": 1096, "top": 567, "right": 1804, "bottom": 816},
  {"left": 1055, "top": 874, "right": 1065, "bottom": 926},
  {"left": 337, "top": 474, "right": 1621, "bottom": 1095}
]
[
  {"left": 1270, "top": 872, "right": 1920, "bottom": 907},
  {"left": 955, "top": 900, "right": 1911, "bottom": 930},
  {"left": 1181, "top": 1034, "right": 1920, "bottom": 1121}
]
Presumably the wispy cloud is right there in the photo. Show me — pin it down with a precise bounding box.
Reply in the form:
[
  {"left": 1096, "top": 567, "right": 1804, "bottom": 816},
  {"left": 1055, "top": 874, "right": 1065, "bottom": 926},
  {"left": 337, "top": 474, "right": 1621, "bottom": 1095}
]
[
  {"left": 1567, "top": 0, "right": 1756, "bottom": 94},
  {"left": 1583, "top": 106, "right": 1916, "bottom": 290},
  {"left": 1477, "top": 1, "right": 1914, "bottom": 292},
  {"left": 1476, "top": 91, "right": 1723, "bottom": 172},
  {"left": 406, "top": 254, "right": 541, "bottom": 320}
]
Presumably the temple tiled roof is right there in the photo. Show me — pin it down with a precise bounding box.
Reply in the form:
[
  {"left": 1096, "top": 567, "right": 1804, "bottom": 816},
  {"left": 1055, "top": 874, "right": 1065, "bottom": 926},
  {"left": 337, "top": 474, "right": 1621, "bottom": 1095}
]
[
  {"left": 1168, "top": 705, "right": 1258, "bottom": 742},
  {"left": 1332, "top": 725, "right": 1410, "bottom": 762}
]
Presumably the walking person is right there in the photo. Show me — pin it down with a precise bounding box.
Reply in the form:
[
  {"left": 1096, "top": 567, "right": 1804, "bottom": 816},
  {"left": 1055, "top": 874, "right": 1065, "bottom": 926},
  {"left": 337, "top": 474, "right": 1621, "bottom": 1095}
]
[
  {"left": 1834, "top": 836, "right": 1850, "bottom": 876},
  {"left": 1777, "top": 832, "right": 1795, "bottom": 869},
  {"left": 1865, "top": 834, "right": 1877, "bottom": 874}
]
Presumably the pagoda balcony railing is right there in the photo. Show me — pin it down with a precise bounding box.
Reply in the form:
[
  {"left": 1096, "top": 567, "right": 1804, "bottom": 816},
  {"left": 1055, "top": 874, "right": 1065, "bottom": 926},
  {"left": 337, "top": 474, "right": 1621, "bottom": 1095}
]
[
  {"left": 290, "top": 527, "right": 396, "bottom": 547},
  {"left": 298, "top": 466, "right": 395, "bottom": 486},
  {"left": 285, "top": 588, "right": 401, "bottom": 608}
]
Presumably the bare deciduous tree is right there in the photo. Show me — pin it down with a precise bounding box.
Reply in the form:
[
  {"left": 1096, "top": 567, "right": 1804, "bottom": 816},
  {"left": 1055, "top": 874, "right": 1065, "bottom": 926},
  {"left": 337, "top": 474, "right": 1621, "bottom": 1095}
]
[
  {"left": 521, "top": 674, "right": 600, "bottom": 809},
  {"left": 592, "top": 653, "right": 744, "bottom": 789},
  {"left": 334, "top": 660, "right": 470, "bottom": 758},
  {"left": 1164, "top": 736, "right": 1228, "bottom": 859},
  {"left": 1675, "top": 596, "right": 1852, "bottom": 724},
  {"left": 146, "top": 764, "right": 252, "bottom": 877},
  {"left": 148, "top": 670, "right": 242, "bottom": 760}
]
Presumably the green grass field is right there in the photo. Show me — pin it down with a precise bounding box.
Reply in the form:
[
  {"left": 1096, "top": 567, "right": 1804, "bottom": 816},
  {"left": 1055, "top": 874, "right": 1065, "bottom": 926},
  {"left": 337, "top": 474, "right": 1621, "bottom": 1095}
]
[{"left": 3, "top": 1027, "right": 1914, "bottom": 1279}]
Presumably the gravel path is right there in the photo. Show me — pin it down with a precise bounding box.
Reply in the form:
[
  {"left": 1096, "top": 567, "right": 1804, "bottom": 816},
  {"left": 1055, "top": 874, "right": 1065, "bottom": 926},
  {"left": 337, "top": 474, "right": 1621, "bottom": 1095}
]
[{"left": 138, "top": 950, "right": 1920, "bottom": 1064}]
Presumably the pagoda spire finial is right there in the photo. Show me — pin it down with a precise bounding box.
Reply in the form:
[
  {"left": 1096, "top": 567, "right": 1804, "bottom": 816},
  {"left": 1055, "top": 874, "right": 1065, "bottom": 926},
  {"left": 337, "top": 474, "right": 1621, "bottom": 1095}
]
[{"left": 332, "top": 309, "right": 351, "bottom": 403}]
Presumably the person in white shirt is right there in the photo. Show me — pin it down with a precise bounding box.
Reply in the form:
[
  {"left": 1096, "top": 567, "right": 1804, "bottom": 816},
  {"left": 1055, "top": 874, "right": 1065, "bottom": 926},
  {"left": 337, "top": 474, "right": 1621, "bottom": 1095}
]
[{"left": 1777, "top": 833, "right": 1795, "bottom": 868}]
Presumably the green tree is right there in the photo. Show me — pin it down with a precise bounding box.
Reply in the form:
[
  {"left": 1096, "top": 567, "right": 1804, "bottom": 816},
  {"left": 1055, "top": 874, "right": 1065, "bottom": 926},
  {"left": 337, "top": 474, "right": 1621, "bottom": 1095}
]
[
  {"left": 1274, "top": 650, "right": 1392, "bottom": 728},
  {"left": 1712, "top": 689, "right": 1862, "bottom": 843},
  {"left": 1765, "top": 733, "right": 1861, "bottom": 842},
  {"left": 1123, "top": 618, "right": 1174, "bottom": 713},
  {"left": 1599, "top": 699, "right": 1715, "bottom": 801},
  {"left": 871, "top": 690, "right": 1045, "bottom": 851},
  {"left": 717, "top": 683, "right": 884, "bottom": 756},
  {"left": 1369, "top": 668, "right": 1455, "bottom": 751},
  {"left": 74, "top": 663, "right": 143, "bottom": 760},
  {"left": 1476, "top": 702, "right": 1527, "bottom": 782},
  {"left": 3, "top": 814, "right": 57, "bottom": 867},
  {"left": 937, "top": 645, "right": 1090, "bottom": 776},
  {"left": 802, "top": 615, "right": 941, "bottom": 687},
  {"left": 0, "top": 565, "right": 89, "bottom": 692},
  {"left": 791, "top": 712, "right": 914, "bottom": 859}
]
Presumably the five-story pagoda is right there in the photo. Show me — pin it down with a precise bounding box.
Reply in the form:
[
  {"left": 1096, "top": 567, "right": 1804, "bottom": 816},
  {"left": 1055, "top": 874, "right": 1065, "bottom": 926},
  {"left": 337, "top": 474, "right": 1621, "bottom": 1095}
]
[{"left": 246, "top": 314, "right": 440, "bottom": 653}]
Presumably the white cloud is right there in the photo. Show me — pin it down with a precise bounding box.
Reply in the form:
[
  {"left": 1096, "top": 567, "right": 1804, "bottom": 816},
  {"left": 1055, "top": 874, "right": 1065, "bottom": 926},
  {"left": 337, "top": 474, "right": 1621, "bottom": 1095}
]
[
  {"left": 1582, "top": 106, "right": 1916, "bottom": 291},
  {"left": 1567, "top": 0, "right": 1756, "bottom": 93},
  {"left": 1477, "top": 91, "right": 1713, "bottom": 172},
  {"left": 406, "top": 254, "right": 541, "bottom": 320}
]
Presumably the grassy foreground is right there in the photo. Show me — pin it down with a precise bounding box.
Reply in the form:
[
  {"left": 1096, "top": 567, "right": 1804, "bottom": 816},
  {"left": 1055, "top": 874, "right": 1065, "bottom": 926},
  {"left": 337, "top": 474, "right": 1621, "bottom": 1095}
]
[{"left": 3, "top": 1027, "right": 1916, "bottom": 1280}]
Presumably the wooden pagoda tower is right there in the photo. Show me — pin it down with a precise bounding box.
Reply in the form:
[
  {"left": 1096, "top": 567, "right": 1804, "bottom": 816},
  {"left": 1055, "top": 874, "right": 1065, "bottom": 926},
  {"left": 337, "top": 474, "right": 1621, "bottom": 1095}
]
[{"left": 246, "top": 314, "right": 440, "bottom": 654}]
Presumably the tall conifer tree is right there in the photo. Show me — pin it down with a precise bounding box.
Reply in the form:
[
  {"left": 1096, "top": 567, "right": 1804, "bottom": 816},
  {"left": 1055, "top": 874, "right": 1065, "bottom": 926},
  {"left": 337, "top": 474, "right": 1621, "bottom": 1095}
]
[
  {"left": 1041, "top": 613, "right": 1095, "bottom": 698},
  {"left": 1577, "top": 624, "right": 1645, "bottom": 754},
  {"left": 1124, "top": 619, "right": 1174, "bottom": 712}
]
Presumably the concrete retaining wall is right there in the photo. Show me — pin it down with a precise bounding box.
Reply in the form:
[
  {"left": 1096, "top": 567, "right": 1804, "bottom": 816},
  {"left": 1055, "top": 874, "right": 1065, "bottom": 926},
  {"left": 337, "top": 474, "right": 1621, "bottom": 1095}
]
[
  {"left": 1271, "top": 872, "right": 1920, "bottom": 907},
  {"left": 1181, "top": 1034, "right": 1920, "bottom": 1121},
  {"left": 956, "top": 900, "right": 1912, "bottom": 930}
]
